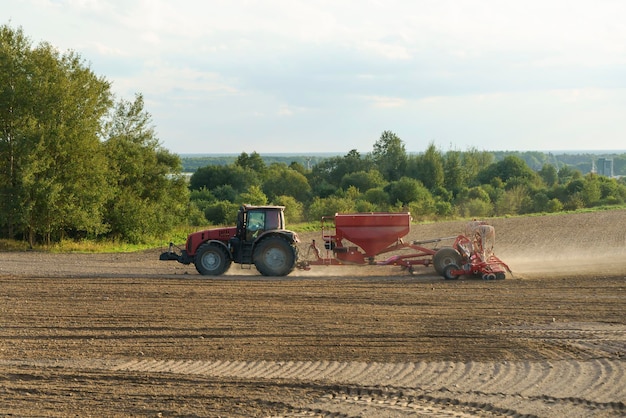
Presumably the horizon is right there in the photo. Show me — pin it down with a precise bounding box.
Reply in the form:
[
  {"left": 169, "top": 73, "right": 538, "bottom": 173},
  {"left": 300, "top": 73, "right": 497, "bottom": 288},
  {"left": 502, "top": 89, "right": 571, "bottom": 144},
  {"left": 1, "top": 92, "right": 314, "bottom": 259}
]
[{"left": 178, "top": 149, "right": 626, "bottom": 158}]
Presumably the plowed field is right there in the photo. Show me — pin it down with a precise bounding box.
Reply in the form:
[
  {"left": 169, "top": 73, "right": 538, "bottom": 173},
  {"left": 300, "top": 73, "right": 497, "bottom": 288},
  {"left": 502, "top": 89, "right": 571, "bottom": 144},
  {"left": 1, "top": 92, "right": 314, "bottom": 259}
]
[{"left": 1, "top": 210, "right": 625, "bottom": 417}]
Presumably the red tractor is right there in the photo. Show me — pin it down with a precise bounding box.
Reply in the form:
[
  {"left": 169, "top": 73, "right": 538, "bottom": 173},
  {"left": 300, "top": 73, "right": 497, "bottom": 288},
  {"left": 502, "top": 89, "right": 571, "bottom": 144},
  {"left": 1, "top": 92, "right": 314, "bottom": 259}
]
[{"left": 160, "top": 205, "right": 299, "bottom": 276}]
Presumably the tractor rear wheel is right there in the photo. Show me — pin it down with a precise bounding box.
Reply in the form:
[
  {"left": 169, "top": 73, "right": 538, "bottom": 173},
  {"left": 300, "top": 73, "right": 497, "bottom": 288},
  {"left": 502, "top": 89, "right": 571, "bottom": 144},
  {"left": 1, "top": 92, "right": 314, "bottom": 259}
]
[
  {"left": 195, "top": 243, "right": 231, "bottom": 276},
  {"left": 433, "top": 247, "right": 462, "bottom": 275},
  {"left": 253, "top": 236, "right": 297, "bottom": 276}
]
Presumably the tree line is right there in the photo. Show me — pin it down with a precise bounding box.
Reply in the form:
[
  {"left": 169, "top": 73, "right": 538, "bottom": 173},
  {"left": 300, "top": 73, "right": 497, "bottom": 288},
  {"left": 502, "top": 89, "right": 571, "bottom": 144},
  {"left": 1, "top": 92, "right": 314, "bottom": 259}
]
[
  {"left": 181, "top": 151, "right": 626, "bottom": 176},
  {"left": 0, "top": 25, "right": 188, "bottom": 245},
  {"left": 188, "top": 131, "right": 626, "bottom": 226}
]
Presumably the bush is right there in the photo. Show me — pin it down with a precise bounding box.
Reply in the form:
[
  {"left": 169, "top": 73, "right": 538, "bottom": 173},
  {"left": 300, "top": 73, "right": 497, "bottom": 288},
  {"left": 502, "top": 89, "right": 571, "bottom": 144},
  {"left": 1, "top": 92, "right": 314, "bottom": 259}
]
[
  {"left": 273, "top": 195, "right": 304, "bottom": 223},
  {"left": 434, "top": 200, "right": 454, "bottom": 217},
  {"left": 204, "top": 201, "right": 239, "bottom": 225},
  {"left": 547, "top": 198, "right": 564, "bottom": 213},
  {"left": 307, "top": 196, "right": 356, "bottom": 221},
  {"left": 458, "top": 198, "right": 493, "bottom": 218}
]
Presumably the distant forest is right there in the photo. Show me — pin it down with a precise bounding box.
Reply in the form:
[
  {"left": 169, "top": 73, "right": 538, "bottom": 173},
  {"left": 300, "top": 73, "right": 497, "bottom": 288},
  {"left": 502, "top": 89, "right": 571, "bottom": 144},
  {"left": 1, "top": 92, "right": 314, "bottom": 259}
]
[{"left": 182, "top": 151, "right": 626, "bottom": 176}]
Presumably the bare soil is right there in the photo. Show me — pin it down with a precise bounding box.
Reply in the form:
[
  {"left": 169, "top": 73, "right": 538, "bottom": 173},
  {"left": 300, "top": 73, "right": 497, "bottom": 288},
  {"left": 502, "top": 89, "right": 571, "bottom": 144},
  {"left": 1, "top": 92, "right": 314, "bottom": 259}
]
[{"left": 1, "top": 209, "right": 625, "bottom": 417}]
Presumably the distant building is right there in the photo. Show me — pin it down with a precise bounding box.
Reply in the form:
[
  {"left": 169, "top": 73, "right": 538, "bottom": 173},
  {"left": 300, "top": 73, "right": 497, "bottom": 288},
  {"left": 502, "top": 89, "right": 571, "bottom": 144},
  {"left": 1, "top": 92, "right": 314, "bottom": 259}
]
[{"left": 596, "top": 158, "right": 614, "bottom": 177}]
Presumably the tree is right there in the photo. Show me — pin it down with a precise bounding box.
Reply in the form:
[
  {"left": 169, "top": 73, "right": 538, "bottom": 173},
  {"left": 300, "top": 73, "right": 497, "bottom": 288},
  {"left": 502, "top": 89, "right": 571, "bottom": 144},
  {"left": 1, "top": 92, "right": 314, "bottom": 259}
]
[
  {"left": 557, "top": 165, "right": 579, "bottom": 184},
  {"left": 189, "top": 164, "right": 258, "bottom": 193},
  {"left": 262, "top": 163, "right": 311, "bottom": 202},
  {"left": 385, "top": 177, "right": 429, "bottom": 206},
  {"left": 539, "top": 163, "right": 558, "bottom": 187},
  {"left": 372, "top": 130, "right": 407, "bottom": 181},
  {"left": 462, "top": 148, "right": 494, "bottom": 186},
  {"left": 494, "top": 185, "right": 530, "bottom": 215},
  {"left": 307, "top": 196, "right": 355, "bottom": 221},
  {"left": 477, "top": 156, "right": 538, "bottom": 185},
  {"left": 0, "top": 25, "right": 32, "bottom": 239},
  {"left": 308, "top": 149, "right": 372, "bottom": 188},
  {"left": 364, "top": 187, "right": 390, "bottom": 207},
  {"left": 340, "top": 169, "right": 386, "bottom": 192},
  {"left": 273, "top": 195, "right": 304, "bottom": 223},
  {"left": 408, "top": 142, "right": 444, "bottom": 190},
  {"left": 235, "top": 151, "right": 266, "bottom": 177},
  {"left": 0, "top": 25, "right": 113, "bottom": 244},
  {"left": 237, "top": 185, "right": 268, "bottom": 206},
  {"left": 580, "top": 174, "right": 601, "bottom": 206},
  {"left": 103, "top": 94, "right": 188, "bottom": 242},
  {"left": 443, "top": 150, "right": 465, "bottom": 196}
]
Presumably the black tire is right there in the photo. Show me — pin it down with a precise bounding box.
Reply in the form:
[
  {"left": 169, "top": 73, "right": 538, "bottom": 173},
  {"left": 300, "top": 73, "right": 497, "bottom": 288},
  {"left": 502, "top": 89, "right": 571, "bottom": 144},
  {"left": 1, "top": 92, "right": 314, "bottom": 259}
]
[
  {"left": 194, "top": 242, "right": 231, "bottom": 276},
  {"left": 433, "top": 247, "right": 462, "bottom": 275},
  {"left": 443, "top": 264, "right": 460, "bottom": 280},
  {"left": 253, "top": 236, "right": 297, "bottom": 276}
]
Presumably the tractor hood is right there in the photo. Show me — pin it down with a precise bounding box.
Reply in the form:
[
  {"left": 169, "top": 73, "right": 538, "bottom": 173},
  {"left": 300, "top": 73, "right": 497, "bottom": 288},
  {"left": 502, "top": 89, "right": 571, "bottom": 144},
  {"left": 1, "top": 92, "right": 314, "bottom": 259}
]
[{"left": 187, "top": 226, "right": 238, "bottom": 255}]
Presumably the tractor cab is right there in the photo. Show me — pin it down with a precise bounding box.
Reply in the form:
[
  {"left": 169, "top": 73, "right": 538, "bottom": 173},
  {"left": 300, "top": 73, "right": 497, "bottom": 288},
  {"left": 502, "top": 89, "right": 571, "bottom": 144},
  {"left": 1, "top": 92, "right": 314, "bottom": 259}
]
[{"left": 236, "top": 205, "right": 284, "bottom": 242}]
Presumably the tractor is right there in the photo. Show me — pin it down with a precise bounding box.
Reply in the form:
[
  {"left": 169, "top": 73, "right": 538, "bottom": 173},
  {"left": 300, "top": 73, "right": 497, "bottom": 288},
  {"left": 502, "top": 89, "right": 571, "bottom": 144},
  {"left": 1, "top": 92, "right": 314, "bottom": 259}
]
[{"left": 160, "top": 205, "right": 299, "bottom": 276}]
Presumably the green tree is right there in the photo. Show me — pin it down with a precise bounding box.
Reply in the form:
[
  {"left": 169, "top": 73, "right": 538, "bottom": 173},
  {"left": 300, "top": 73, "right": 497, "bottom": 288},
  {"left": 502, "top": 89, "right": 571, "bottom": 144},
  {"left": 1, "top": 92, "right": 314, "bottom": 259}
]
[
  {"left": 598, "top": 177, "right": 626, "bottom": 204},
  {"left": 580, "top": 174, "right": 602, "bottom": 206},
  {"left": 364, "top": 187, "right": 390, "bottom": 207},
  {"left": 372, "top": 130, "right": 407, "bottom": 181},
  {"left": 262, "top": 163, "right": 311, "bottom": 202},
  {"left": 385, "top": 177, "right": 430, "bottom": 206},
  {"left": 0, "top": 25, "right": 113, "bottom": 244},
  {"left": 557, "top": 165, "right": 579, "bottom": 184},
  {"left": 458, "top": 199, "right": 493, "bottom": 218},
  {"left": 477, "top": 156, "right": 538, "bottom": 185},
  {"left": 308, "top": 149, "right": 372, "bottom": 188},
  {"left": 539, "top": 163, "right": 558, "bottom": 187},
  {"left": 408, "top": 142, "right": 444, "bottom": 190},
  {"left": 237, "top": 185, "right": 268, "bottom": 205},
  {"left": 0, "top": 25, "right": 32, "bottom": 238},
  {"left": 494, "top": 185, "right": 530, "bottom": 215},
  {"left": 235, "top": 151, "right": 266, "bottom": 177},
  {"left": 273, "top": 195, "right": 304, "bottom": 223},
  {"left": 307, "top": 196, "right": 355, "bottom": 221},
  {"left": 189, "top": 164, "right": 259, "bottom": 193},
  {"left": 340, "top": 169, "right": 386, "bottom": 192},
  {"left": 462, "top": 148, "right": 494, "bottom": 186},
  {"left": 103, "top": 94, "right": 188, "bottom": 243},
  {"left": 204, "top": 201, "right": 239, "bottom": 225},
  {"left": 443, "top": 150, "right": 465, "bottom": 195}
]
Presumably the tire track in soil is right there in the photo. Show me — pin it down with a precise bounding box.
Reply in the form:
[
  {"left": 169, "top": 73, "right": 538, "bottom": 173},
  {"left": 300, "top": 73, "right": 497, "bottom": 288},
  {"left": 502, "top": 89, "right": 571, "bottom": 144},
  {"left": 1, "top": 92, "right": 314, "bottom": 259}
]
[
  {"left": 111, "top": 357, "right": 626, "bottom": 416},
  {"left": 4, "top": 356, "right": 624, "bottom": 417}
]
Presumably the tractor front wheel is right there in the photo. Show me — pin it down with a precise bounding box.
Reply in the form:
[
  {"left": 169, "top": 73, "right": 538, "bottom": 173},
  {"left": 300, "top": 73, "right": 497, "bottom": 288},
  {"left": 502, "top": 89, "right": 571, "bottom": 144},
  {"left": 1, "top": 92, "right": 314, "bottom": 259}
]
[
  {"left": 195, "top": 243, "right": 232, "bottom": 276},
  {"left": 253, "top": 236, "right": 297, "bottom": 276},
  {"left": 433, "top": 247, "right": 462, "bottom": 276}
]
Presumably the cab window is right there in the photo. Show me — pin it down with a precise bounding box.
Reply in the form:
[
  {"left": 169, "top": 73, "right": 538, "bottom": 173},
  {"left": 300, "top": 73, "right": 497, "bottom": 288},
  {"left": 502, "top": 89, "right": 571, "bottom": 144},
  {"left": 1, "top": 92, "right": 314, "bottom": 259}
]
[{"left": 246, "top": 211, "right": 265, "bottom": 240}]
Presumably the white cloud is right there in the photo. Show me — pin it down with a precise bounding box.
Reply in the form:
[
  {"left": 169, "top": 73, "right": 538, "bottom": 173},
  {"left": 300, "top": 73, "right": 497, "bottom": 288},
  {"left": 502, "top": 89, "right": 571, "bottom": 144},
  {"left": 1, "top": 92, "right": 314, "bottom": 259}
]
[{"left": 4, "top": 0, "right": 626, "bottom": 153}]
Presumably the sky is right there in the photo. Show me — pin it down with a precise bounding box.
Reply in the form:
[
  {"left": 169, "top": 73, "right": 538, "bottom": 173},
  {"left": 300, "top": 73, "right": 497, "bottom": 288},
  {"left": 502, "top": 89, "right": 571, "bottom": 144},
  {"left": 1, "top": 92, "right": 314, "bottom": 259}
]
[{"left": 5, "top": 0, "right": 626, "bottom": 155}]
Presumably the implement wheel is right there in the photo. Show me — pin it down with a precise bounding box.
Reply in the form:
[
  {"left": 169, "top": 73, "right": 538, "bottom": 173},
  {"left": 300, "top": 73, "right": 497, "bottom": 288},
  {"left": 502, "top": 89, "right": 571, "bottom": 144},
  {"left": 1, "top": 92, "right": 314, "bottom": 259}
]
[
  {"left": 443, "top": 264, "right": 461, "bottom": 280},
  {"left": 195, "top": 243, "right": 231, "bottom": 276},
  {"left": 254, "top": 236, "right": 297, "bottom": 276},
  {"left": 433, "top": 247, "right": 462, "bottom": 276}
]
